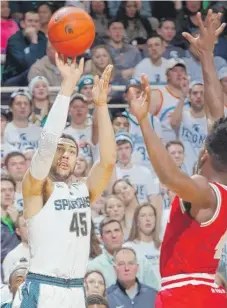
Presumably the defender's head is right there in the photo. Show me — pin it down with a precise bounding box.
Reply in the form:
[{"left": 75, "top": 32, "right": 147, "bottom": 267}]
[
  {"left": 196, "top": 117, "right": 227, "bottom": 176},
  {"left": 50, "top": 134, "right": 79, "bottom": 181}
]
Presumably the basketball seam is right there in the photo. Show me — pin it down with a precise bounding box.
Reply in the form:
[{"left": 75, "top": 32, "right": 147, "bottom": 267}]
[{"left": 50, "top": 25, "right": 94, "bottom": 43}]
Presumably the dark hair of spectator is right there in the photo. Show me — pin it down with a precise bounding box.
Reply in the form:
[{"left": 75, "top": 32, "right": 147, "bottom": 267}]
[
  {"left": 5, "top": 151, "right": 26, "bottom": 168},
  {"left": 60, "top": 133, "right": 79, "bottom": 152},
  {"left": 14, "top": 212, "right": 24, "bottom": 229},
  {"left": 36, "top": 2, "right": 55, "bottom": 14},
  {"left": 99, "top": 218, "right": 122, "bottom": 236},
  {"left": 86, "top": 294, "right": 109, "bottom": 307},
  {"left": 90, "top": 221, "right": 102, "bottom": 259},
  {"left": 111, "top": 113, "right": 128, "bottom": 123},
  {"left": 205, "top": 117, "right": 227, "bottom": 172},
  {"left": 90, "top": 1, "right": 110, "bottom": 19},
  {"left": 165, "top": 140, "right": 185, "bottom": 152},
  {"left": 147, "top": 32, "right": 164, "bottom": 43},
  {"left": 114, "top": 246, "right": 137, "bottom": 261},
  {"left": 24, "top": 10, "right": 38, "bottom": 17},
  {"left": 1, "top": 174, "right": 16, "bottom": 191},
  {"left": 85, "top": 270, "right": 107, "bottom": 297},
  {"left": 108, "top": 18, "right": 124, "bottom": 29},
  {"left": 159, "top": 18, "right": 176, "bottom": 29},
  {"left": 128, "top": 203, "right": 161, "bottom": 249},
  {"left": 116, "top": 139, "right": 132, "bottom": 148}
]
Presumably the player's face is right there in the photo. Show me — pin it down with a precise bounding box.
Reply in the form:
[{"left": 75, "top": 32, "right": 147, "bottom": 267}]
[
  {"left": 167, "top": 66, "right": 186, "bottom": 88},
  {"left": 147, "top": 37, "right": 164, "bottom": 61},
  {"left": 101, "top": 222, "right": 124, "bottom": 252},
  {"left": 220, "top": 77, "right": 227, "bottom": 94},
  {"left": 108, "top": 22, "right": 124, "bottom": 43},
  {"left": 158, "top": 21, "right": 176, "bottom": 42},
  {"left": 74, "top": 156, "right": 87, "bottom": 177},
  {"left": 93, "top": 48, "right": 110, "bottom": 70},
  {"left": 114, "top": 250, "right": 138, "bottom": 282},
  {"left": 117, "top": 142, "right": 132, "bottom": 165},
  {"left": 32, "top": 81, "right": 49, "bottom": 100},
  {"left": 69, "top": 99, "right": 88, "bottom": 125},
  {"left": 85, "top": 272, "right": 105, "bottom": 297},
  {"left": 51, "top": 138, "right": 78, "bottom": 181},
  {"left": 189, "top": 84, "right": 204, "bottom": 112},
  {"left": 23, "top": 12, "right": 40, "bottom": 31},
  {"left": 80, "top": 85, "right": 93, "bottom": 102},
  {"left": 16, "top": 216, "right": 28, "bottom": 243},
  {"left": 7, "top": 156, "right": 27, "bottom": 181},
  {"left": 167, "top": 144, "right": 185, "bottom": 168},
  {"left": 112, "top": 116, "right": 129, "bottom": 133},
  {"left": 1, "top": 180, "right": 15, "bottom": 209},
  {"left": 113, "top": 181, "right": 136, "bottom": 205},
  {"left": 38, "top": 4, "right": 52, "bottom": 25},
  {"left": 105, "top": 197, "right": 125, "bottom": 222},
  {"left": 11, "top": 95, "right": 31, "bottom": 120},
  {"left": 137, "top": 206, "right": 156, "bottom": 235}
]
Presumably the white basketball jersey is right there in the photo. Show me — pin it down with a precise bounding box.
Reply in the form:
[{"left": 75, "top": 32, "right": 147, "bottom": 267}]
[
  {"left": 28, "top": 181, "right": 91, "bottom": 279},
  {"left": 152, "top": 86, "right": 190, "bottom": 143}
]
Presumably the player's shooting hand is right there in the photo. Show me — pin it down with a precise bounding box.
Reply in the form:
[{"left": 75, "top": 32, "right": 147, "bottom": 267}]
[
  {"left": 130, "top": 74, "right": 150, "bottom": 123},
  {"left": 182, "top": 9, "right": 226, "bottom": 58},
  {"left": 56, "top": 53, "right": 84, "bottom": 93},
  {"left": 92, "top": 65, "right": 113, "bottom": 106}
]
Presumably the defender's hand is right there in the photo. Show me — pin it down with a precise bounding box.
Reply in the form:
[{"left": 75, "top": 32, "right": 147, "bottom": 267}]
[{"left": 92, "top": 65, "right": 113, "bottom": 106}]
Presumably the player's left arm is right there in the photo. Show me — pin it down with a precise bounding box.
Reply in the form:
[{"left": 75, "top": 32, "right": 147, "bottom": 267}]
[
  {"left": 86, "top": 65, "right": 116, "bottom": 204},
  {"left": 130, "top": 75, "right": 217, "bottom": 211}
]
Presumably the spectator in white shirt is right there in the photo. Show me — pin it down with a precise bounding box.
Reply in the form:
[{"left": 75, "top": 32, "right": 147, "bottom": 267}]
[
  {"left": 115, "top": 132, "right": 159, "bottom": 204},
  {"left": 64, "top": 93, "right": 93, "bottom": 166},
  {"left": 134, "top": 34, "right": 168, "bottom": 83},
  {"left": 4, "top": 152, "right": 27, "bottom": 212},
  {"left": 3, "top": 90, "right": 41, "bottom": 155},
  {"left": 124, "top": 203, "right": 161, "bottom": 286},
  {"left": 105, "top": 194, "right": 130, "bottom": 241},
  {"left": 3, "top": 213, "right": 29, "bottom": 284}
]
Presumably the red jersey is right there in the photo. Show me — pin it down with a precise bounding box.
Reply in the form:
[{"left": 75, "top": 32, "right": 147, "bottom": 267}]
[{"left": 160, "top": 182, "right": 227, "bottom": 278}]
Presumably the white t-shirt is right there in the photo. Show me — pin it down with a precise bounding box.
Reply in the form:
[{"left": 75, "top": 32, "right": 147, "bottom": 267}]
[
  {"left": 2, "top": 243, "right": 30, "bottom": 283},
  {"left": 179, "top": 111, "right": 207, "bottom": 175},
  {"left": 134, "top": 58, "right": 168, "bottom": 83},
  {"left": 116, "top": 165, "right": 159, "bottom": 203},
  {"left": 64, "top": 125, "right": 93, "bottom": 164},
  {"left": 4, "top": 122, "right": 41, "bottom": 155},
  {"left": 123, "top": 240, "right": 161, "bottom": 285}
]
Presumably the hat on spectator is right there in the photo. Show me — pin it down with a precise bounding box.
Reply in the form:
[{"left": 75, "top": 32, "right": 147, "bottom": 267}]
[
  {"left": 70, "top": 93, "right": 88, "bottom": 104},
  {"left": 78, "top": 75, "right": 94, "bottom": 92},
  {"left": 166, "top": 58, "right": 186, "bottom": 74},
  {"left": 10, "top": 89, "right": 32, "bottom": 103},
  {"left": 28, "top": 76, "right": 50, "bottom": 95},
  {"left": 189, "top": 80, "right": 204, "bottom": 90},
  {"left": 115, "top": 131, "right": 134, "bottom": 147},
  {"left": 218, "top": 67, "right": 227, "bottom": 80},
  {"left": 125, "top": 79, "right": 141, "bottom": 93}
]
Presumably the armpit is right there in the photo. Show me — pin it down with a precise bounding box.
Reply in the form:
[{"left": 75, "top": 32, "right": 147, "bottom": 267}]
[{"left": 22, "top": 170, "right": 48, "bottom": 197}]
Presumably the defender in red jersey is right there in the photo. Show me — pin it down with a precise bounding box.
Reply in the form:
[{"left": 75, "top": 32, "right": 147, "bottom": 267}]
[{"left": 129, "top": 10, "right": 227, "bottom": 308}]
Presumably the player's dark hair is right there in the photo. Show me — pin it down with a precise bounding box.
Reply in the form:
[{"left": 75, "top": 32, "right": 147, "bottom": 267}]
[
  {"left": 1, "top": 174, "right": 16, "bottom": 190},
  {"left": 165, "top": 140, "right": 185, "bottom": 152},
  {"left": 205, "top": 117, "right": 227, "bottom": 172},
  {"left": 86, "top": 294, "right": 109, "bottom": 307},
  {"left": 4, "top": 151, "right": 26, "bottom": 168},
  {"left": 99, "top": 218, "right": 122, "bottom": 237}
]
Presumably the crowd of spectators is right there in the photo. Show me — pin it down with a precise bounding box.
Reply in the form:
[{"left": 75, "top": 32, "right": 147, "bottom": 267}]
[{"left": 1, "top": 1, "right": 227, "bottom": 307}]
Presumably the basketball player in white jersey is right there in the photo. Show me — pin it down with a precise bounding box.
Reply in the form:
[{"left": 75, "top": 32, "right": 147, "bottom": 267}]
[{"left": 18, "top": 55, "right": 116, "bottom": 308}]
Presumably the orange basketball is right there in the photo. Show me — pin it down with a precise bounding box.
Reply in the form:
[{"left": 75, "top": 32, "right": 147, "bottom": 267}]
[{"left": 48, "top": 7, "right": 95, "bottom": 57}]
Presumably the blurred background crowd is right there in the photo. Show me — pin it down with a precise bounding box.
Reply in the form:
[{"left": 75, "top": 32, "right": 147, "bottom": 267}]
[{"left": 1, "top": 1, "right": 227, "bottom": 307}]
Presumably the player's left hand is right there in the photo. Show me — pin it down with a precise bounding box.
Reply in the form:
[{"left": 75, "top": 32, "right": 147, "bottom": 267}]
[
  {"left": 92, "top": 65, "right": 113, "bottom": 106},
  {"left": 130, "top": 74, "right": 151, "bottom": 123},
  {"left": 182, "top": 9, "right": 226, "bottom": 58}
]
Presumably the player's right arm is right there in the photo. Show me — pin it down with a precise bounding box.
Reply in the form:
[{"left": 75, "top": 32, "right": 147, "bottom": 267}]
[
  {"left": 182, "top": 10, "right": 226, "bottom": 128},
  {"left": 22, "top": 55, "right": 84, "bottom": 219}
]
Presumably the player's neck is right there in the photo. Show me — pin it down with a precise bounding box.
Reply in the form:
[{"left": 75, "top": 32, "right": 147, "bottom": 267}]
[
  {"left": 50, "top": 174, "right": 73, "bottom": 185},
  {"left": 139, "top": 233, "right": 154, "bottom": 243},
  {"left": 12, "top": 119, "right": 28, "bottom": 128},
  {"left": 190, "top": 108, "right": 205, "bottom": 118},
  {"left": 207, "top": 170, "right": 227, "bottom": 186}
]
